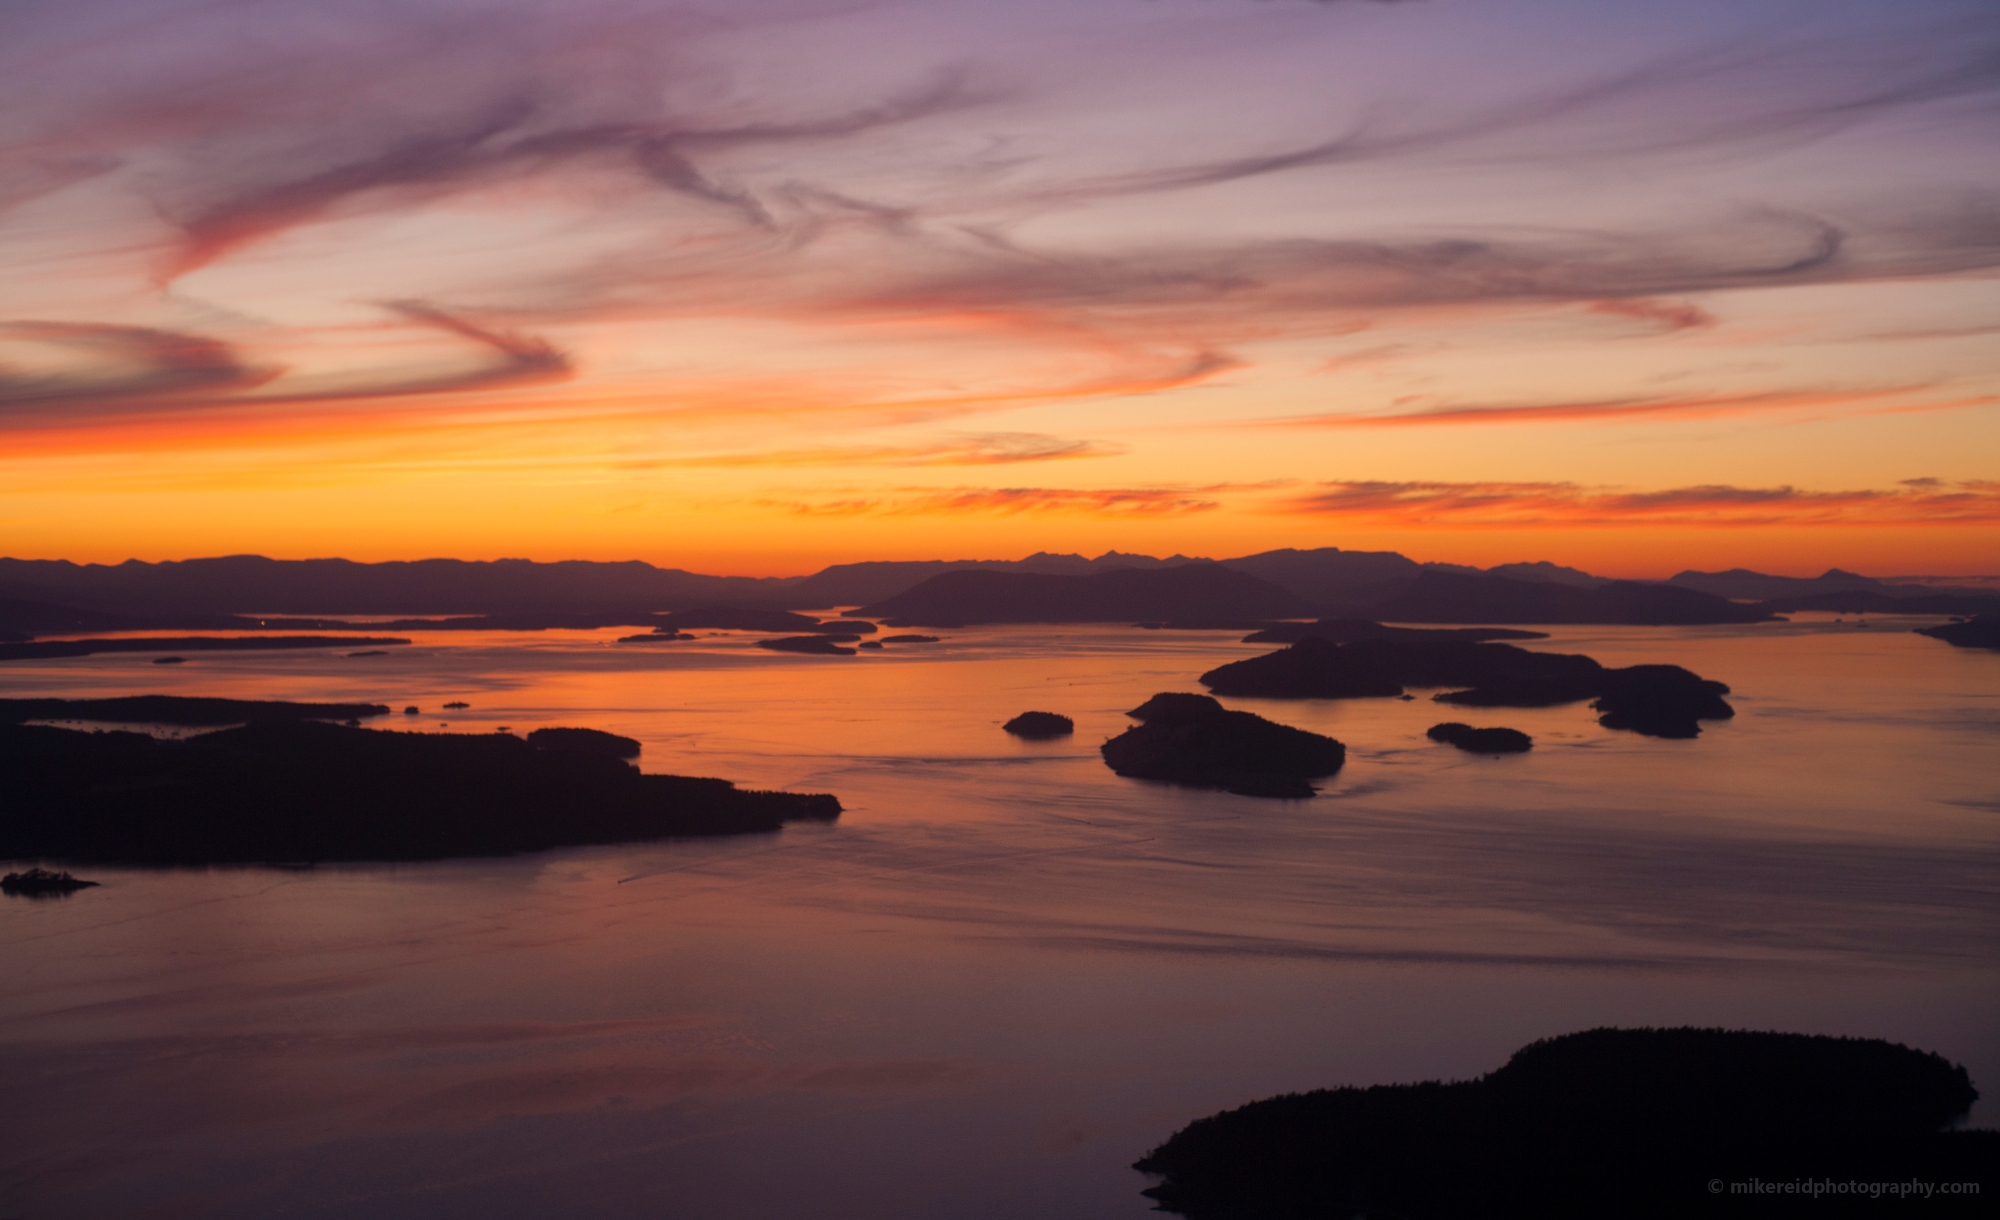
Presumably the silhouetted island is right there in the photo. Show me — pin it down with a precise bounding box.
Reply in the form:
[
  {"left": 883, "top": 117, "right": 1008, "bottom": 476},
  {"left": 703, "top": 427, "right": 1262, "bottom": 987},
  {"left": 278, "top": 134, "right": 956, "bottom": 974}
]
[
  {"left": 525, "top": 726, "right": 642, "bottom": 759},
  {"left": 757, "top": 635, "right": 857, "bottom": 655},
  {"left": 617, "top": 631, "right": 695, "bottom": 643},
  {"left": 1003, "top": 711, "right": 1074, "bottom": 739},
  {"left": 656, "top": 606, "right": 823, "bottom": 632},
  {"left": 879, "top": 634, "right": 941, "bottom": 643},
  {"left": 0, "top": 556, "right": 793, "bottom": 618},
  {"left": 815, "top": 619, "right": 878, "bottom": 634},
  {"left": 0, "top": 694, "right": 391, "bottom": 726},
  {"left": 1581, "top": 664, "right": 1737, "bottom": 738},
  {"left": 857, "top": 564, "right": 1316, "bottom": 627},
  {"left": 16, "top": 551, "right": 1972, "bottom": 627},
  {"left": 1200, "top": 638, "right": 1734, "bottom": 738},
  {"left": 0, "top": 635, "right": 411, "bottom": 662},
  {"left": 1369, "top": 570, "right": 1780, "bottom": 625},
  {"left": 1, "top": 719, "right": 840, "bottom": 863},
  {"left": 2, "top": 867, "right": 100, "bottom": 895},
  {"left": 1915, "top": 615, "right": 2000, "bottom": 650},
  {"left": 1242, "top": 619, "right": 1549, "bottom": 644},
  {"left": 1133, "top": 1027, "right": 1994, "bottom": 1220},
  {"left": 1760, "top": 591, "right": 2000, "bottom": 616},
  {"left": 1427, "top": 722, "right": 1533, "bottom": 753},
  {"left": 153, "top": 655, "right": 185, "bottom": 664},
  {"left": 1102, "top": 693, "right": 1344, "bottom": 798}
]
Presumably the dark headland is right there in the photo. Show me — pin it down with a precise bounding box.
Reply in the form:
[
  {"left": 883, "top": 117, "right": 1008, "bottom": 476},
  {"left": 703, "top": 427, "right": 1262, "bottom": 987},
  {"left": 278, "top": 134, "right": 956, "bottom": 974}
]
[
  {"left": 1133, "top": 1027, "right": 1995, "bottom": 1219},
  {"left": 857, "top": 564, "right": 1790, "bottom": 628},
  {"left": 1201, "top": 638, "right": 1734, "bottom": 738},
  {"left": 1102, "top": 694, "right": 1345, "bottom": 798},
  {"left": 0, "top": 634, "right": 410, "bottom": 663},
  {"left": 524, "top": 726, "right": 643, "bottom": 758},
  {"left": 1, "top": 694, "right": 392, "bottom": 725},
  {"left": 1916, "top": 615, "right": 2000, "bottom": 650},
  {"left": 2, "top": 699, "right": 839, "bottom": 864},
  {"left": 655, "top": 606, "right": 823, "bottom": 631},
  {"left": 857, "top": 564, "right": 1316, "bottom": 627},
  {"left": 2, "top": 867, "right": 100, "bottom": 896},
  {"left": 1242, "top": 619, "right": 1549, "bottom": 644},
  {"left": 757, "top": 634, "right": 857, "bottom": 655},
  {"left": 1369, "top": 570, "right": 1780, "bottom": 625}
]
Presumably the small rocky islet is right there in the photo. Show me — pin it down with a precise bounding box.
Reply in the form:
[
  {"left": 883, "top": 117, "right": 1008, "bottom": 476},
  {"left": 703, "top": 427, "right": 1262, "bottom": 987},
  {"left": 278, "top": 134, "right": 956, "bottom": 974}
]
[
  {"left": 1003, "top": 711, "right": 1074, "bottom": 739},
  {"left": 1427, "top": 722, "right": 1533, "bottom": 753}
]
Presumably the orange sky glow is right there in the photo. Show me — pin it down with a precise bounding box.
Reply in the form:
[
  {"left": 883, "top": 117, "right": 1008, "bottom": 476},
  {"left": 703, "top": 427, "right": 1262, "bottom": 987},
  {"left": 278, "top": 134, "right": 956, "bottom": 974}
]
[{"left": 3, "top": 0, "right": 1996, "bottom": 578}]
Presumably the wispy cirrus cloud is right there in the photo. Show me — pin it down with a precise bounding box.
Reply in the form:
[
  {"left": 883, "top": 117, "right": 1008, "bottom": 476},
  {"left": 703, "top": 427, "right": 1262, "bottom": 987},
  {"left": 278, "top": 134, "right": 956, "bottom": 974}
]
[
  {"left": 6, "top": 1, "right": 1998, "bottom": 434},
  {"left": 762, "top": 481, "right": 1292, "bottom": 518},
  {"left": 358, "top": 301, "right": 572, "bottom": 397},
  {"left": 1276, "top": 479, "right": 2000, "bottom": 527},
  {"left": 1271, "top": 384, "right": 1995, "bottom": 428},
  {"left": 2, "top": 0, "right": 1997, "bottom": 568},
  {"left": 998, "top": 29, "right": 2000, "bottom": 210},
  {"left": 0, "top": 303, "right": 569, "bottom": 423},
  {"left": 620, "top": 433, "right": 1121, "bottom": 469},
  {"left": 0, "top": 321, "right": 275, "bottom": 413},
  {"left": 151, "top": 71, "right": 980, "bottom": 283},
  {"left": 1586, "top": 297, "right": 1716, "bottom": 333}
]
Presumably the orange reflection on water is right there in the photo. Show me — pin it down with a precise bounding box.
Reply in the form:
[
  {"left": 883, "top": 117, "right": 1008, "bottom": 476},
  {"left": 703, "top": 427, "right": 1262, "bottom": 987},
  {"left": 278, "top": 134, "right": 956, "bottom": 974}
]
[{"left": 1, "top": 619, "right": 1995, "bottom": 1218}]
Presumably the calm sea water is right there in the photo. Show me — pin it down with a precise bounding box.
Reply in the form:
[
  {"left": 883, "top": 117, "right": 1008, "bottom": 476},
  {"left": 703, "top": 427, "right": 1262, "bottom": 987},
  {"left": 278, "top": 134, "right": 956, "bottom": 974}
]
[{"left": 3, "top": 618, "right": 1996, "bottom": 1218}]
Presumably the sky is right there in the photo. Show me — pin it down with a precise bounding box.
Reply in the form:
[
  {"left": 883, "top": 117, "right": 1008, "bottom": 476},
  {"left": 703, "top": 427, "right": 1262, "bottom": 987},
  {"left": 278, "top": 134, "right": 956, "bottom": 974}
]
[{"left": 2, "top": 0, "right": 1997, "bottom": 577}]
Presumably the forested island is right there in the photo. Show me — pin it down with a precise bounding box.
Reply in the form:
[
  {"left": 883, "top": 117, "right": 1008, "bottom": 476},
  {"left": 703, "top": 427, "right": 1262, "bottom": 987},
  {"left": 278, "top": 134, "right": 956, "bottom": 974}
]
[
  {"left": 2, "top": 698, "right": 839, "bottom": 864},
  {"left": 858, "top": 564, "right": 1315, "bottom": 626},
  {"left": 1, "top": 694, "right": 391, "bottom": 725},
  {"left": 1101, "top": 693, "right": 1346, "bottom": 798},
  {"left": 1135, "top": 1027, "right": 1993, "bottom": 1219},
  {"left": 1427, "top": 722, "right": 1534, "bottom": 753},
  {"left": 1003, "top": 711, "right": 1074, "bottom": 738},
  {"left": 1241, "top": 619, "right": 1549, "bottom": 644},
  {"left": 0, "top": 635, "right": 410, "bottom": 662},
  {"left": 1201, "top": 638, "right": 1735, "bottom": 738}
]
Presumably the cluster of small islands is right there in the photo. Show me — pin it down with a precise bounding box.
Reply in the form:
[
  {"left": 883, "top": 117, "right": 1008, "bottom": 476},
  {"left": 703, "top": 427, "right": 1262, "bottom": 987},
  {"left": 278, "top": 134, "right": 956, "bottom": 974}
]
[
  {"left": 3, "top": 550, "right": 1994, "bottom": 1211},
  {"left": 3, "top": 549, "right": 1988, "bottom": 861},
  {"left": 987, "top": 622, "right": 1735, "bottom": 797},
  {"left": 1, "top": 621, "right": 1741, "bottom": 865}
]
